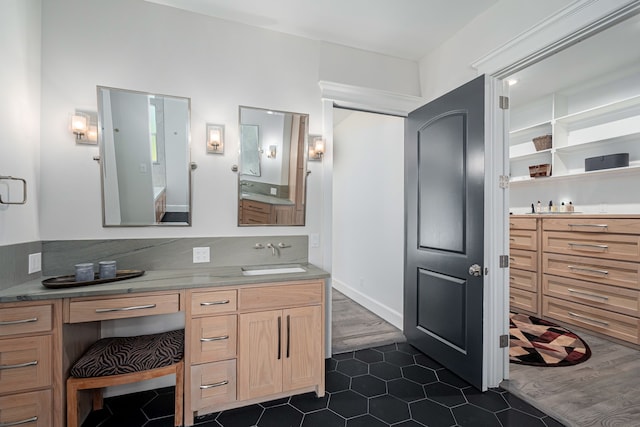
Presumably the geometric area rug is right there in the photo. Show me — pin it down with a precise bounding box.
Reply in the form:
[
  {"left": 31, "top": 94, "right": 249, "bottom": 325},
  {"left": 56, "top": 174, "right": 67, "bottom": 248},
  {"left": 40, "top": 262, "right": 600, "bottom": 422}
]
[{"left": 509, "top": 312, "right": 591, "bottom": 367}]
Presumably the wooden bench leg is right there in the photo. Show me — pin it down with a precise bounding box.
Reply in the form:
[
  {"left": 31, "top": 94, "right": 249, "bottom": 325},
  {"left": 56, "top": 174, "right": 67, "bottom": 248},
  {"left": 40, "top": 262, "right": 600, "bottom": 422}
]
[
  {"left": 67, "top": 379, "right": 79, "bottom": 427},
  {"left": 175, "top": 360, "right": 184, "bottom": 427},
  {"left": 92, "top": 388, "right": 104, "bottom": 410}
]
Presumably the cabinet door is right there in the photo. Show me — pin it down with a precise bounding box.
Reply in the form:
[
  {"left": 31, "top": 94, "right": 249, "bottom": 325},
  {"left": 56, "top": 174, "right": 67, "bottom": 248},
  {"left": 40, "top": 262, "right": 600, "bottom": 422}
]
[
  {"left": 282, "top": 305, "right": 322, "bottom": 392},
  {"left": 238, "top": 310, "right": 282, "bottom": 400}
]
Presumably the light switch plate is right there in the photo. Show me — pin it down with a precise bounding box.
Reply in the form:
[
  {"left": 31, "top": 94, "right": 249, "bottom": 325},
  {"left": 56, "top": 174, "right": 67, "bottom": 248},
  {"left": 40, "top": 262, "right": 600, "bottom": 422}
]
[
  {"left": 310, "top": 234, "right": 320, "bottom": 248},
  {"left": 28, "top": 252, "right": 42, "bottom": 274},
  {"left": 193, "top": 247, "right": 210, "bottom": 263}
]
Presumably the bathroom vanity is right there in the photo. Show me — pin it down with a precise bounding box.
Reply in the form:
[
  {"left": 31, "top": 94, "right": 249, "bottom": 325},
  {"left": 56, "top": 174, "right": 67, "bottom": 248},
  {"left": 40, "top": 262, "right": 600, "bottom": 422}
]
[{"left": 0, "top": 265, "right": 329, "bottom": 427}]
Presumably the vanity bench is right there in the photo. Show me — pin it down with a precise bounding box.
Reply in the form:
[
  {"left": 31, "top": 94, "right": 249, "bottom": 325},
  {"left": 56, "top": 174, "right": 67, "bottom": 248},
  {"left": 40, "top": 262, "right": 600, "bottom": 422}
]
[{"left": 0, "top": 265, "right": 329, "bottom": 427}]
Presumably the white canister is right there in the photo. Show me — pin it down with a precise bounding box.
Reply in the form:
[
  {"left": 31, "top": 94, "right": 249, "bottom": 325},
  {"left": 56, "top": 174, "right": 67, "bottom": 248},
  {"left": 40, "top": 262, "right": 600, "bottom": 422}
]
[
  {"left": 99, "top": 261, "right": 117, "bottom": 279},
  {"left": 75, "top": 263, "right": 95, "bottom": 282}
]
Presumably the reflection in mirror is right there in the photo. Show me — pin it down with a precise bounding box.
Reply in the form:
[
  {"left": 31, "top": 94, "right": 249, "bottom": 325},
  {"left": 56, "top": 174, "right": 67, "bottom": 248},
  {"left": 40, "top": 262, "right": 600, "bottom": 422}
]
[
  {"left": 97, "top": 86, "right": 191, "bottom": 226},
  {"left": 238, "top": 106, "right": 308, "bottom": 226}
]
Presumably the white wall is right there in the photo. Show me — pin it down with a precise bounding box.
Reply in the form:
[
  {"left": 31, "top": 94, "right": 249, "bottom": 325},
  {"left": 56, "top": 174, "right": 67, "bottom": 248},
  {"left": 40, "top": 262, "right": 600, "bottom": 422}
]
[
  {"left": 36, "top": 0, "right": 420, "bottom": 269},
  {"left": 332, "top": 110, "right": 404, "bottom": 328},
  {"left": 0, "top": 0, "right": 41, "bottom": 246},
  {"left": 418, "top": 0, "right": 573, "bottom": 101}
]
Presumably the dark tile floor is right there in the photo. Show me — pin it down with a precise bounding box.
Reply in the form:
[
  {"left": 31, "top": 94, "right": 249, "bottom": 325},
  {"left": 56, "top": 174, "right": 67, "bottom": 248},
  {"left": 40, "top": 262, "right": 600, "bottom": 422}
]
[{"left": 82, "top": 343, "right": 564, "bottom": 427}]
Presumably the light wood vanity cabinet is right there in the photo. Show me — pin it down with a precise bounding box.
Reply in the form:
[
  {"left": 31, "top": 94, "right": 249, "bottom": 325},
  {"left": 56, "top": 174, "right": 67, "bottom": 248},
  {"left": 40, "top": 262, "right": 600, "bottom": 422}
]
[
  {"left": 0, "top": 300, "right": 61, "bottom": 427},
  {"left": 509, "top": 217, "right": 541, "bottom": 315},
  {"left": 185, "top": 280, "right": 325, "bottom": 426}
]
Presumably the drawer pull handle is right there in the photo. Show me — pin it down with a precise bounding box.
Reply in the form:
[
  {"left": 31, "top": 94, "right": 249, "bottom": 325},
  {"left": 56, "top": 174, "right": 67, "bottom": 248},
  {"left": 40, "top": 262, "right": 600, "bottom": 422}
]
[
  {"left": 509, "top": 296, "right": 515, "bottom": 300},
  {"left": 509, "top": 237, "right": 515, "bottom": 241},
  {"left": 200, "top": 380, "right": 229, "bottom": 389},
  {"left": 200, "top": 335, "right": 229, "bottom": 342},
  {"left": 568, "top": 223, "right": 608, "bottom": 229},
  {"left": 95, "top": 304, "right": 156, "bottom": 313},
  {"left": 568, "top": 242, "right": 609, "bottom": 251},
  {"left": 0, "top": 317, "right": 37, "bottom": 326},
  {"left": 568, "top": 288, "right": 609, "bottom": 301},
  {"left": 0, "top": 416, "right": 38, "bottom": 427},
  {"left": 0, "top": 360, "right": 38, "bottom": 370},
  {"left": 567, "top": 265, "right": 608, "bottom": 276},
  {"left": 200, "top": 300, "right": 230, "bottom": 306},
  {"left": 568, "top": 311, "right": 609, "bottom": 327}
]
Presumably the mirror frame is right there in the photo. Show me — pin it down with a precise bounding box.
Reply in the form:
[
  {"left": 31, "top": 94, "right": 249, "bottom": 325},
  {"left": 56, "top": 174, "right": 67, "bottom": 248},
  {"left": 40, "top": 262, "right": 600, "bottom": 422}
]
[
  {"left": 238, "top": 105, "right": 309, "bottom": 227},
  {"left": 97, "top": 86, "right": 193, "bottom": 227}
]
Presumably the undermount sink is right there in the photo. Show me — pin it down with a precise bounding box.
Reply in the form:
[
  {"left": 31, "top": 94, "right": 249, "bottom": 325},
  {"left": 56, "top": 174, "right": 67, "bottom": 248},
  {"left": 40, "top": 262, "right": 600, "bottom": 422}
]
[{"left": 241, "top": 265, "right": 306, "bottom": 276}]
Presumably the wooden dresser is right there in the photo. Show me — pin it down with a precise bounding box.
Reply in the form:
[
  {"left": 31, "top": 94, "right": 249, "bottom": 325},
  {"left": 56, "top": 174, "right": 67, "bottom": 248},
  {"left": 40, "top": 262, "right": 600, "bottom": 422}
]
[
  {"left": 510, "top": 215, "right": 640, "bottom": 345},
  {"left": 509, "top": 216, "right": 541, "bottom": 316}
]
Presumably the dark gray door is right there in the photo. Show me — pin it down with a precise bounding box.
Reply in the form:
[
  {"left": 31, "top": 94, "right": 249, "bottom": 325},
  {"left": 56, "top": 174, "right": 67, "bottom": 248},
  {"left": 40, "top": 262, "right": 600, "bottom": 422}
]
[{"left": 404, "top": 75, "right": 485, "bottom": 390}]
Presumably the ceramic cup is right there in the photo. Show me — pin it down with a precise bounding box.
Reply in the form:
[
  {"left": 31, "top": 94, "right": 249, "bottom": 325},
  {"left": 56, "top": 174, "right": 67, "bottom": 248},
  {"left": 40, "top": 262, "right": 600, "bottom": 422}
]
[
  {"left": 75, "top": 263, "right": 95, "bottom": 282},
  {"left": 99, "top": 261, "right": 117, "bottom": 279}
]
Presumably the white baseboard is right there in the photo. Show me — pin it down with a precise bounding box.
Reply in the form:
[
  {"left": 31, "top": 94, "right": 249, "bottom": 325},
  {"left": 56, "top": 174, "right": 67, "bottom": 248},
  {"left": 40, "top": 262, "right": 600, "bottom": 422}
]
[{"left": 332, "top": 279, "right": 403, "bottom": 330}]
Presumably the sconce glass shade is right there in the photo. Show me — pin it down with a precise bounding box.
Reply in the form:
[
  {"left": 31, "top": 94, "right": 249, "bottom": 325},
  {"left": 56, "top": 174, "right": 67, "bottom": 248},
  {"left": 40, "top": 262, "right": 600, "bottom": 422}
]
[
  {"left": 86, "top": 125, "right": 98, "bottom": 142},
  {"left": 206, "top": 123, "right": 225, "bottom": 154},
  {"left": 267, "top": 145, "right": 277, "bottom": 159},
  {"left": 308, "top": 135, "right": 325, "bottom": 160},
  {"left": 71, "top": 113, "right": 88, "bottom": 138}
]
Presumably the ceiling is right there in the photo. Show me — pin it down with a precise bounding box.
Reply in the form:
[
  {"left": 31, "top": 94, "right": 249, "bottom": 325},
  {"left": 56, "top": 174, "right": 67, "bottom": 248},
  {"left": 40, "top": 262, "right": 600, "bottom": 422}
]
[{"left": 144, "top": 0, "right": 498, "bottom": 60}]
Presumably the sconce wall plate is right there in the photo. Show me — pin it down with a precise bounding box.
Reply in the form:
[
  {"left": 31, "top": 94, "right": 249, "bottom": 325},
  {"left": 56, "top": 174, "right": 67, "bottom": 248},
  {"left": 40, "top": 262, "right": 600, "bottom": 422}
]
[
  {"left": 206, "top": 123, "right": 225, "bottom": 154},
  {"left": 71, "top": 109, "right": 98, "bottom": 144},
  {"left": 308, "top": 134, "right": 325, "bottom": 161}
]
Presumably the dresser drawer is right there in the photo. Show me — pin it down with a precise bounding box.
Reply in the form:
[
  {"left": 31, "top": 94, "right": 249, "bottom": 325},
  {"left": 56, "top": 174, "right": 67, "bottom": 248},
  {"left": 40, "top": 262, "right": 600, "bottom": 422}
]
[
  {"left": 509, "top": 249, "right": 537, "bottom": 272},
  {"left": 543, "top": 217, "right": 640, "bottom": 234},
  {"left": 510, "top": 229, "right": 537, "bottom": 251},
  {"left": 239, "top": 281, "right": 323, "bottom": 311},
  {"left": 191, "top": 360, "right": 236, "bottom": 410},
  {"left": 509, "top": 217, "right": 537, "bottom": 230},
  {"left": 0, "top": 304, "right": 52, "bottom": 337},
  {"left": 510, "top": 287, "right": 538, "bottom": 314},
  {"left": 242, "top": 199, "right": 271, "bottom": 214},
  {"left": 191, "top": 315, "right": 237, "bottom": 364},
  {"left": 67, "top": 293, "right": 180, "bottom": 323},
  {"left": 509, "top": 268, "right": 537, "bottom": 292},
  {"left": 543, "top": 275, "right": 639, "bottom": 318},
  {"left": 543, "top": 296, "right": 639, "bottom": 344},
  {"left": 0, "top": 335, "right": 51, "bottom": 394},
  {"left": 542, "top": 253, "right": 640, "bottom": 290},
  {"left": 191, "top": 289, "right": 237, "bottom": 316},
  {"left": 0, "top": 390, "right": 51, "bottom": 427},
  {"left": 543, "top": 231, "right": 640, "bottom": 262}
]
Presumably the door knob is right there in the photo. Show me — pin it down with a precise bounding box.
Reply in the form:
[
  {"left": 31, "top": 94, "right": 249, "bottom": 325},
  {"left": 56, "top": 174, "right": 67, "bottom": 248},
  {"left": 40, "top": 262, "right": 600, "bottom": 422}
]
[{"left": 468, "top": 264, "right": 482, "bottom": 277}]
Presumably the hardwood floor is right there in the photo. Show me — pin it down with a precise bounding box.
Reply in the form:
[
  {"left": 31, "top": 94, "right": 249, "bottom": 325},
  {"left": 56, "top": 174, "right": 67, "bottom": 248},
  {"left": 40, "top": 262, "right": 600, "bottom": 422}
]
[
  {"left": 503, "top": 327, "right": 640, "bottom": 427},
  {"left": 331, "top": 289, "right": 405, "bottom": 354}
]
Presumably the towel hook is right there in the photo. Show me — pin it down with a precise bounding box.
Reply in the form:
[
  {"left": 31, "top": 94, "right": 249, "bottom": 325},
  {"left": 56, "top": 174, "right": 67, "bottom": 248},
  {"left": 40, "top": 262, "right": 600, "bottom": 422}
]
[{"left": 0, "top": 176, "right": 27, "bottom": 205}]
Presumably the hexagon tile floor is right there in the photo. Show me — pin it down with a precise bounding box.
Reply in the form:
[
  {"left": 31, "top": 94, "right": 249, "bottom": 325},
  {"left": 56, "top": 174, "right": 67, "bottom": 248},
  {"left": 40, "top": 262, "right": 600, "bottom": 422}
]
[{"left": 81, "top": 342, "right": 565, "bottom": 427}]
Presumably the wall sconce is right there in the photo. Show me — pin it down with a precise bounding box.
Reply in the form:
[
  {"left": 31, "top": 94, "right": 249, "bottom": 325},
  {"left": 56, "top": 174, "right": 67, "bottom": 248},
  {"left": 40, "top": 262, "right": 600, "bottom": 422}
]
[
  {"left": 267, "top": 145, "right": 277, "bottom": 159},
  {"left": 206, "top": 123, "right": 225, "bottom": 154},
  {"left": 71, "top": 110, "right": 98, "bottom": 144},
  {"left": 308, "top": 135, "right": 325, "bottom": 161}
]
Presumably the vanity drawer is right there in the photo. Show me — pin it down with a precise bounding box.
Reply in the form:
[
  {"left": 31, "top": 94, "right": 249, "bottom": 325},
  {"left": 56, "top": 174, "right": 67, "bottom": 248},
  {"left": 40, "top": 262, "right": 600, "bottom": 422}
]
[
  {"left": 242, "top": 199, "right": 272, "bottom": 214},
  {"left": 0, "top": 390, "right": 51, "bottom": 427},
  {"left": 191, "top": 289, "right": 237, "bottom": 316},
  {"left": 0, "top": 304, "right": 52, "bottom": 337},
  {"left": 543, "top": 296, "right": 639, "bottom": 344},
  {"left": 543, "top": 275, "right": 639, "bottom": 317},
  {"left": 543, "top": 231, "right": 640, "bottom": 262},
  {"left": 543, "top": 217, "right": 640, "bottom": 234},
  {"left": 242, "top": 210, "right": 271, "bottom": 225},
  {"left": 239, "top": 281, "right": 323, "bottom": 311},
  {"left": 509, "top": 229, "right": 537, "bottom": 251},
  {"left": 510, "top": 287, "right": 538, "bottom": 314},
  {"left": 191, "top": 315, "right": 237, "bottom": 364},
  {"left": 0, "top": 335, "right": 51, "bottom": 394},
  {"left": 191, "top": 359, "right": 236, "bottom": 410},
  {"left": 509, "top": 268, "right": 537, "bottom": 292},
  {"left": 509, "top": 217, "right": 537, "bottom": 230},
  {"left": 509, "top": 249, "right": 537, "bottom": 272},
  {"left": 542, "top": 253, "right": 640, "bottom": 290},
  {"left": 67, "top": 292, "right": 181, "bottom": 323}
]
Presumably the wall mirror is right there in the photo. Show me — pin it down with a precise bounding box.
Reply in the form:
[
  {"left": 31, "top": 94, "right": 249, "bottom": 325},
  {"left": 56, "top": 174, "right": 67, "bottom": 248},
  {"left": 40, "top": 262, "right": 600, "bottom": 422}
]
[
  {"left": 97, "top": 86, "right": 191, "bottom": 226},
  {"left": 238, "top": 106, "right": 308, "bottom": 226}
]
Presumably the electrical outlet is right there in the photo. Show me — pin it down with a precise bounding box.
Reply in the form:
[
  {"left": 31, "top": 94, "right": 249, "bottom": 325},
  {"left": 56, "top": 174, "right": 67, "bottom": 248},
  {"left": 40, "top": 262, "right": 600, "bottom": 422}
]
[
  {"left": 270, "top": 187, "right": 277, "bottom": 195},
  {"left": 193, "top": 247, "right": 210, "bottom": 263},
  {"left": 28, "top": 252, "right": 42, "bottom": 274}
]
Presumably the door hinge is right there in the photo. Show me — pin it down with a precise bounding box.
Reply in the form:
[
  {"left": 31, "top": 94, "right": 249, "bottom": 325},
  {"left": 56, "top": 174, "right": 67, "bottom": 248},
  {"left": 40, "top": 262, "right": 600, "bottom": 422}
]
[
  {"left": 499, "top": 96, "right": 509, "bottom": 109},
  {"left": 499, "top": 175, "right": 509, "bottom": 189},
  {"left": 499, "top": 255, "right": 509, "bottom": 268},
  {"left": 499, "top": 334, "right": 509, "bottom": 348}
]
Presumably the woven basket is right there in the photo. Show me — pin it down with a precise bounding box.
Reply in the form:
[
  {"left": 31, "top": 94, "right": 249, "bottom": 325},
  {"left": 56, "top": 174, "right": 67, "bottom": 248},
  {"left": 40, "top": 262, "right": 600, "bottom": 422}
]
[
  {"left": 533, "top": 135, "right": 552, "bottom": 151},
  {"left": 529, "top": 163, "right": 552, "bottom": 178}
]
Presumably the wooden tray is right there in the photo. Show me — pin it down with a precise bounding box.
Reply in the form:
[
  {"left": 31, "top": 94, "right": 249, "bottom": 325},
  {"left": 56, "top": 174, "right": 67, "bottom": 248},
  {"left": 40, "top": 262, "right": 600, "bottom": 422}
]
[{"left": 42, "top": 270, "right": 145, "bottom": 289}]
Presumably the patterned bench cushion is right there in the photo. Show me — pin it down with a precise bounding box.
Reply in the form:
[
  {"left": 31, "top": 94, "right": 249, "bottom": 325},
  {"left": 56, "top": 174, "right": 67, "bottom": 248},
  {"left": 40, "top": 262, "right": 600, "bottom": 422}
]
[{"left": 70, "top": 329, "right": 184, "bottom": 378}]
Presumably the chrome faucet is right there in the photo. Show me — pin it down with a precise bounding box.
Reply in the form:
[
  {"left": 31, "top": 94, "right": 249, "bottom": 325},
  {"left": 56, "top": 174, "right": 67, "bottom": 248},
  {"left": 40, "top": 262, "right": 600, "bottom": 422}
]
[{"left": 266, "top": 243, "right": 279, "bottom": 256}]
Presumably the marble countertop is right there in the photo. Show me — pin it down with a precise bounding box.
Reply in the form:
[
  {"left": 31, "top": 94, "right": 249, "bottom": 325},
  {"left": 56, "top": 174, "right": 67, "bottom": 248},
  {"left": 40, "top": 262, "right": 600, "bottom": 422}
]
[
  {"left": 0, "top": 263, "right": 330, "bottom": 303},
  {"left": 240, "top": 192, "right": 295, "bottom": 205}
]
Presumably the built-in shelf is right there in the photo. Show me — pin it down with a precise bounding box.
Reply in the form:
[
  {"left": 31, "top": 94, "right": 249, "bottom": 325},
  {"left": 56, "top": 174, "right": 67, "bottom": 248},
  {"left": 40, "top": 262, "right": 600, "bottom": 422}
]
[
  {"left": 510, "top": 163, "right": 640, "bottom": 185},
  {"left": 554, "top": 94, "right": 640, "bottom": 125},
  {"left": 509, "top": 148, "right": 552, "bottom": 161}
]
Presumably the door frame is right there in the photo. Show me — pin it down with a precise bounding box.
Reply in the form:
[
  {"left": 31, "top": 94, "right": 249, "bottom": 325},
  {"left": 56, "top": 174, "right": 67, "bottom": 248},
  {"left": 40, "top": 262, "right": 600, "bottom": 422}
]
[{"left": 319, "top": 0, "right": 640, "bottom": 383}]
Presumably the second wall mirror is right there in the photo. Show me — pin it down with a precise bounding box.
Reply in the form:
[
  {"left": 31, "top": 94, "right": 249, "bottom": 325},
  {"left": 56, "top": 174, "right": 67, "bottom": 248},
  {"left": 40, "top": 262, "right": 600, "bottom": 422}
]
[{"left": 238, "top": 106, "right": 308, "bottom": 226}]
